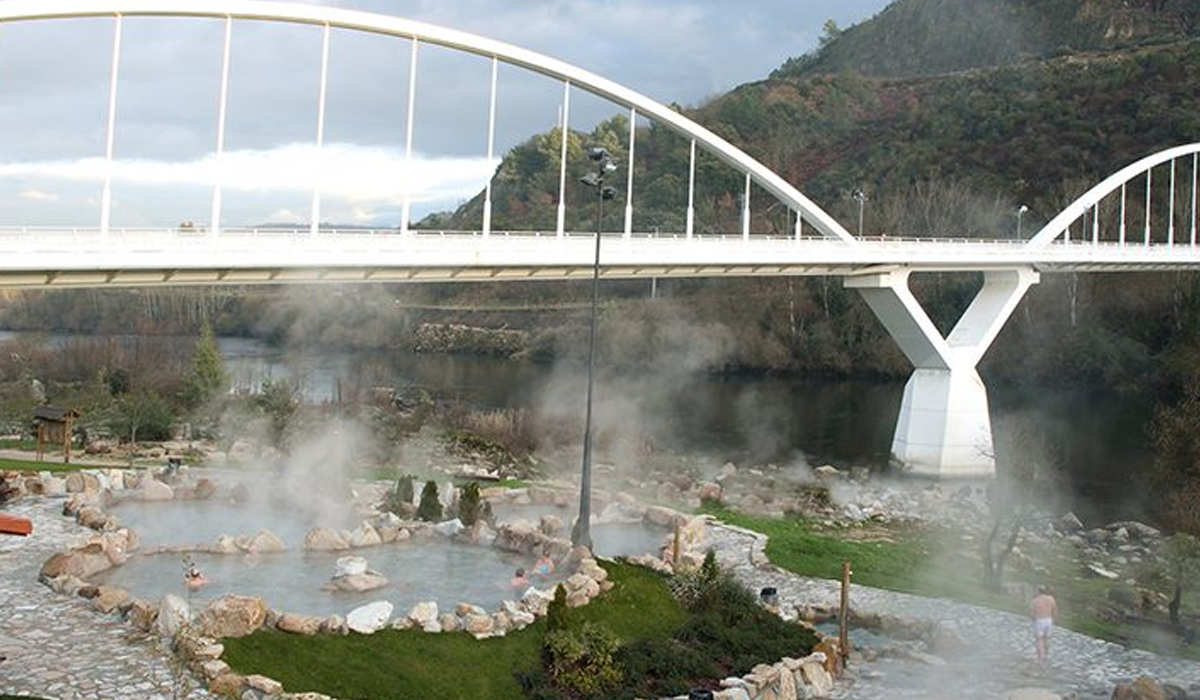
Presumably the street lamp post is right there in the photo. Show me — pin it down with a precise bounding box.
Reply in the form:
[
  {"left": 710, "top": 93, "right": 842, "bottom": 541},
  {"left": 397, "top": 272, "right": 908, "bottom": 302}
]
[
  {"left": 572, "top": 147, "right": 617, "bottom": 551},
  {"left": 852, "top": 188, "right": 868, "bottom": 238},
  {"left": 1017, "top": 204, "right": 1029, "bottom": 239}
]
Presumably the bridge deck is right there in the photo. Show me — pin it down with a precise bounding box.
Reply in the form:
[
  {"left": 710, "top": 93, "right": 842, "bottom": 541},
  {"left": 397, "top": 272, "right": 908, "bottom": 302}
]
[{"left": 0, "top": 229, "right": 1198, "bottom": 287}]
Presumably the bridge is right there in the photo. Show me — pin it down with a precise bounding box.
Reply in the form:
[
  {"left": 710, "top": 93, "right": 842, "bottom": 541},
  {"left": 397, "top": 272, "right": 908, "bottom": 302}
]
[{"left": 0, "top": 1, "right": 1198, "bottom": 479}]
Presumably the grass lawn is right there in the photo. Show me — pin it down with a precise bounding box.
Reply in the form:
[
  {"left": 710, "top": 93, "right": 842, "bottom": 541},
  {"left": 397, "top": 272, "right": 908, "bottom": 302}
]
[
  {"left": 703, "top": 506, "right": 1200, "bottom": 660},
  {"left": 0, "top": 456, "right": 97, "bottom": 473},
  {"left": 222, "top": 562, "right": 688, "bottom": 700}
]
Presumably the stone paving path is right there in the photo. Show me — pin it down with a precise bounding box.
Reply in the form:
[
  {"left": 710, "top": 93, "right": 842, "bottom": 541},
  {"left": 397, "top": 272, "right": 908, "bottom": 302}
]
[
  {"left": 708, "top": 523, "right": 1200, "bottom": 699},
  {"left": 0, "top": 498, "right": 214, "bottom": 700}
]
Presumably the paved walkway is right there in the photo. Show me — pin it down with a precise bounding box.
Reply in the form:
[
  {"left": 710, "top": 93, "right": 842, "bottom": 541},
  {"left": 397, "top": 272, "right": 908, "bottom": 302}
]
[
  {"left": 0, "top": 498, "right": 214, "bottom": 700},
  {"left": 707, "top": 523, "right": 1200, "bottom": 700}
]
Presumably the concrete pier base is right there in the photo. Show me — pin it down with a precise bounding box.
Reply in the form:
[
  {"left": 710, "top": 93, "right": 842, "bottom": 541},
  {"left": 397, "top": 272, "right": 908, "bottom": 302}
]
[{"left": 846, "top": 267, "right": 1039, "bottom": 478}]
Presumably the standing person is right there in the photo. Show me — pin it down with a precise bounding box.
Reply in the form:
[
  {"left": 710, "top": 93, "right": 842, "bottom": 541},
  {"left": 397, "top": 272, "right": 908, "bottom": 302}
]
[{"left": 1031, "top": 584, "right": 1058, "bottom": 664}]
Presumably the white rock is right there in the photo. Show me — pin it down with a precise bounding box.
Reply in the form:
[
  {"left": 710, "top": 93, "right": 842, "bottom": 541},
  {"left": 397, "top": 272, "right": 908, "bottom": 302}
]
[
  {"left": 155, "top": 594, "right": 192, "bottom": 638},
  {"left": 434, "top": 518, "right": 464, "bottom": 537},
  {"left": 408, "top": 601, "right": 439, "bottom": 631},
  {"left": 346, "top": 601, "right": 394, "bottom": 634},
  {"left": 347, "top": 523, "right": 382, "bottom": 548},
  {"left": 1086, "top": 563, "right": 1120, "bottom": 580},
  {"left": 140, "top": 479, "right": 174, "bottom": 501},
  {"left": 335, "top": 556, "right": 369, "bottom": 577}
]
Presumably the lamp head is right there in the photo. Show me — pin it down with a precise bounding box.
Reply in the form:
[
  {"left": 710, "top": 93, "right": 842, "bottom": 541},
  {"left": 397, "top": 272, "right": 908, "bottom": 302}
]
[
  {"left": 579, "top": 172, "right": 602, "bottom": 188},
  {"left": 852, "top": 188, "right": 867, "bottom": 203},
  {"left": 1018, "top": 205, "right": 1029, "bottom": 214},
  {"left": 588, "top": 147, "right": 611, "bottom": 162},
  {"left": 601, "top": 186, "right": 618, "bottom": 201}
]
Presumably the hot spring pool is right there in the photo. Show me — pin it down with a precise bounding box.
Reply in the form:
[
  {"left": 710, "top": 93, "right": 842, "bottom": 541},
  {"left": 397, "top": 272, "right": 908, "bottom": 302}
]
[
  {"left": 492, "top": 503, "right": 669, "bottom": 558},
  {"left": 109, "top": 498, "right": 358, "bottom": 549},
  {"left": 94, "top": 540, "right": 566, "bottom": 617}
]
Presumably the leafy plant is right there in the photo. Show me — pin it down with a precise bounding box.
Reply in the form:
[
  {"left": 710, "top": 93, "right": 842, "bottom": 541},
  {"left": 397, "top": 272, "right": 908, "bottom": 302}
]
[
  {"left": 545, "top": 583, "right": 570, "bottom": 632},
  {"left": 542, "top": 623, "right": 624, "bottom": 699},
  {"left": 458, "top": 481, "right": 483, "bottom": 526},
  {"left": 380, "top": 475, "right": 416, "bottom": 517},
  {"left": 417, "top": 480, "right": 442, "bottom": 522}
]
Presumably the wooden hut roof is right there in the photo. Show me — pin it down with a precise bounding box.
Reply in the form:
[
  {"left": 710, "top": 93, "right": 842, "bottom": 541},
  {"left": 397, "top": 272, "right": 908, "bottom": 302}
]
[{"left": 32, "top": 405, "right": 80, "bottom": 422}]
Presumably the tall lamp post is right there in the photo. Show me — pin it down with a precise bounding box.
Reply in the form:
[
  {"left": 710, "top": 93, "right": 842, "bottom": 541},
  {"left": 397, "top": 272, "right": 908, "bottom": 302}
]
[
  {"left": 852, "top": 188, "right": 868, "bottom": 237},
  {"left": 572, "top": 147, "right": 617, "bottom": 551},
  {"left": 1017, "top": 204, "right": 1029, "bottom": 239}
]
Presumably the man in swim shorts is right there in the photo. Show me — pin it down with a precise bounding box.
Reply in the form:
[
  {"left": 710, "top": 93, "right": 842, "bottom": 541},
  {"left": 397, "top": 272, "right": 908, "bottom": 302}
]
[{"left": 1031, "top": 584, "right": 1058, "bottom": 664}]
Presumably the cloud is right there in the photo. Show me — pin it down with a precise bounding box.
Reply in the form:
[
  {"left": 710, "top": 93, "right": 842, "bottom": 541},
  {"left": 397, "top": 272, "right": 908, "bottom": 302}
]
[
  {"left": 0, "top": 143, "right": 497, "bottom": 206},
  {"left": 17, "top": 188, "right": 59, "bottom": 202}
]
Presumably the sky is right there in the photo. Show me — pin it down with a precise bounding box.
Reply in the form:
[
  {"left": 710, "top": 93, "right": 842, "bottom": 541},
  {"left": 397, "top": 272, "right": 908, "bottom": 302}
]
[{"left": 0, "top": 0, "right": 891, "bottom": 229}]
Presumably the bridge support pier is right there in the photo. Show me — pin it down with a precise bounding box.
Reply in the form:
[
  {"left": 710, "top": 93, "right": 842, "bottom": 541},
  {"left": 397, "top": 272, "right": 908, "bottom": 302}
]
[{"left": 845, "top": 267, "right": 1039, "bottom": 478}]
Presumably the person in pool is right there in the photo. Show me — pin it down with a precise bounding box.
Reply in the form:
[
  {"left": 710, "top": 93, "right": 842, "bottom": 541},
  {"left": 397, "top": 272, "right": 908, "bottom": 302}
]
[
  {"left": 184, "top": 564, "right": 210, "bottom": 589},
  {"left": 533, "top": 550, "right": 555, "bottom": 578},
  {"left": 510, "top": 568, "right": 530, "bottom": 590}
]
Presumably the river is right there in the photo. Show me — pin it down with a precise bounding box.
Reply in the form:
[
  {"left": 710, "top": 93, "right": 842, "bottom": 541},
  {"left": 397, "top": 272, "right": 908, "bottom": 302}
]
[{"left": 1, "top": 330, "right": 1154, "bottom": 525}]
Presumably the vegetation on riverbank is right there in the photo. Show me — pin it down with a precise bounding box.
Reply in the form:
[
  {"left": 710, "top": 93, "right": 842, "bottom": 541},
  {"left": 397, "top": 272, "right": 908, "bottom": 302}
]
[{"left": 223, "top": 561, "right": 815, "bottom": 700}]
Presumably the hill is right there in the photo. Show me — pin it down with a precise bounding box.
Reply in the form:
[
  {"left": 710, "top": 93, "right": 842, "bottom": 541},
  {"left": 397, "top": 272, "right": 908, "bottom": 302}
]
[{"left": 774, "top": 0, "right": 1199, "bottom": 80}]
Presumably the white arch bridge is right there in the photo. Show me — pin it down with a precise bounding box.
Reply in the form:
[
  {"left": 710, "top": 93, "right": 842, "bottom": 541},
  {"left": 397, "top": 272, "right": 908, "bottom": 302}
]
[{"left": 1, "top": 2, "right": 1199, "bottom": 479}]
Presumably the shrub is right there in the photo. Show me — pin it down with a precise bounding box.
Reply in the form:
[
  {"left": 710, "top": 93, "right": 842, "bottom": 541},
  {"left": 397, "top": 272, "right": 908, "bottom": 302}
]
[
  {"left": 380, "top": 475, "right": 415, "bottom": 517},
  {"left": 613, "top": 637, "right": 718, "bottom": 699},
  {"left": 417, "top": 480, "right": 442, "bottom": 522},
  {"left": 458, "top": 481, "right": 483, "bottom": 526},
  {"left": 542, "top": 623, "right": 624, "bottom": 699},
  {"left": 545, "top": 583, "right": 570, "bottom": 632}
]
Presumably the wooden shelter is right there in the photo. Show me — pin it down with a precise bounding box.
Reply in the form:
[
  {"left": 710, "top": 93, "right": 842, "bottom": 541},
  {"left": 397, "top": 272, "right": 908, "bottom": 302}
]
[{"left": 33, "top": 405, "right": 80, "bottom": 463}]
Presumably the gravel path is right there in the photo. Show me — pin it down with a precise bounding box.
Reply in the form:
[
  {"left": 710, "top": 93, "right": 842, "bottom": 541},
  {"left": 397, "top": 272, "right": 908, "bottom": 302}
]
[
  {"left": 0, "top": 498, "right": 214, "bottom": 700},
  {"left": 707, "top": 522, "right": 1200, "bottom": 699}
]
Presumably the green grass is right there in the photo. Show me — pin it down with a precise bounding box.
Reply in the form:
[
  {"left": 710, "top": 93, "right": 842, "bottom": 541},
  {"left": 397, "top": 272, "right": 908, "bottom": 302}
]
[
  {"left": 0, "top": 456, "right": 96, "bottom": 473},
  {"left": 222, "top": 562, "right": 686, "bottom": 700},
  {"left": 703, "top": 506, "right": 1200, "bottom": 661}
]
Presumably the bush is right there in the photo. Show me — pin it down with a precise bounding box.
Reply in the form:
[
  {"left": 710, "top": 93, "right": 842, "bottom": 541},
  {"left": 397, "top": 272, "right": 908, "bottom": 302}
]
[
  {"left": 613, "top": 637, "right": 718, "bottom": 699},
  {"left": 417, "top": 480, "right": 442, "bottom": 522},
  {"left": 380, "top": 475, "right": 415, "bottom": 517},
  {"left": 542, "top": 623, "right": 623, "bottom": 699},
  {"left": 546, "top": 583, "right": 570, "bottom": 632},
  {"left": 458, "top": 481, "right": 483, "bottom": 526}
]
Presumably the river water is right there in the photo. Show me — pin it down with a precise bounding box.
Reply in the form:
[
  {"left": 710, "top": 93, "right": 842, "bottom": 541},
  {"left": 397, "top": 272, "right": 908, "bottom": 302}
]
[{"left": 1, "top": 330, "right": 1154, "bottom": 525}]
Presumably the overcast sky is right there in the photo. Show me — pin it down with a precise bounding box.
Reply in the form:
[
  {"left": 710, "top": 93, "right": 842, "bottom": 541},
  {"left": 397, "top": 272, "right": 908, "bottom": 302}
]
[{"left": 0, "top": 0, "right": 891, "bottom": 228}]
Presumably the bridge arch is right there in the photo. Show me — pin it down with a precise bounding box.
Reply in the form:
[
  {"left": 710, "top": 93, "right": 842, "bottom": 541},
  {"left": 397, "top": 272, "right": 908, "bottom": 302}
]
[
  {"left": 0, "top": 0, "right": 856, "bottom": 243},
  {"left": 1027, "top": 143, "right": 1200, "bottom": 249}
]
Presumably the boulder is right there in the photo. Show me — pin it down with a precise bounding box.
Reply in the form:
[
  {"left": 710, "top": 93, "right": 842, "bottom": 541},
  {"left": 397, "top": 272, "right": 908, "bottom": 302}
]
[
  {"left": 798, "top": 661, "right": 833, "bottom": 696},
  {"left": 208, "top": 673, "right": 246, "bottom": 697},
  {"left": 244, "top": 675, "right": 283, "bottom": 696},
  {"left": 438, "top": 613, "right": 461, "bottom": 632},
  {"left": 322, "top": 572, "right": 388, "bottom": 593},
  {"left": 1112, "top": 677, "right": 1169, "bottom": 700},
  {"left": 140, "top": 479, "right": 174, "bottom": 501},
  {"left": 347, "top": 523, "right": 383, "bottom": 548},
  {"left": 697, "top": 481, "right": 722, "bottom": 504},
  {"left": 304, "top": 528, "right": 350, "bottom": 551},
  {"left": 155, "top": 594, "right": 193, "bottom": 638},
  {"left": 1056, "top": 512, "right": 1084, "bottom": 533},
  {"left": 335, "top": 556, "right": 369, "bottom": 577},
  {"left": 211, "top": 535, "right": 239, "bottom": 554},
  {"left": 197, "top": 595, "right": 267, "bottom": 639},
  {"left": 1108, "top": 521, "right": 1161, "bottom": 541},
  {"left": 42, "top": 475, "right": 66, "bottom": 496},
  {"left": 201, "top": 660, "right": 230, "bottom": 679},
  {"left": 492, "top": 522, "right": 543, "bottom": 554},
  {"left": 1086, "top": 563, "right": 1121, "bottom": 580},
  {"left": 320, "top": 614, "right": 347, "bottom": 635},
  {"left": 464, "top": 613, "right": 494, "bottom": 637},
  {"left": 539, "top": 514, "right": 564, "bottom": 537},
  {"left": 40, "top": 543, "right": 113, "bottom": 580},
  {"left": 76, "top": 506, "right": 110, "bottom": 530},
  {"left": 93, "top": 585, "right": 129, "bottom": 614},
  {"left": 408, "top": 601, "right": 440, "bottom": 632},
  {"left": 644, "top": 505, "right": 676, "bottom": 527},
  {"left": 245, "top": 529, "right": 286, "bottom": 553},
  {"left": 433, "top": 518, "right": 464, "bottom": 537},
  {"left": 125, "top": 599, "right": 159, "bottom": 632},
  {"left": 276, "top": 612, "right": 323, "bottom": 636},
  {"left": 502, "top": 600, "right": 536, "bottom": 628},
  {"left": 346, "top": 601, "right": 393, "bottom": 634},
  {"left": 521, "top": 587, "right": 554, "bottom": 616},
  {"left": 455, "top": 602, "right": 487, "bottom": 617}
]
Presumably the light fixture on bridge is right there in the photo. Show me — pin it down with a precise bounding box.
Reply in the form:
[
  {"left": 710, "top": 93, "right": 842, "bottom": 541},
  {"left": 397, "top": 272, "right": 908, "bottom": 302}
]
[
  {"left": 1017, "top": 204, "right": 1030, "bottom": 239},
  {"left": 571, "top": 145, "right": 621, "bottom": 552},
  {"left": 852, "top": 188, "right": 868, "bottom": 238}
]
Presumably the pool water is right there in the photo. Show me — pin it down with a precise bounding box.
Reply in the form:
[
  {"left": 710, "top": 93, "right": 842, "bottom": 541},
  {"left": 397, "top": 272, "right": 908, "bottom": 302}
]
[
  {"left": 94, "top": 539, "right": 566, "bottom": 617},
  {"left": 109, "top": 499, "right": 358, "bottom": 549}
]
